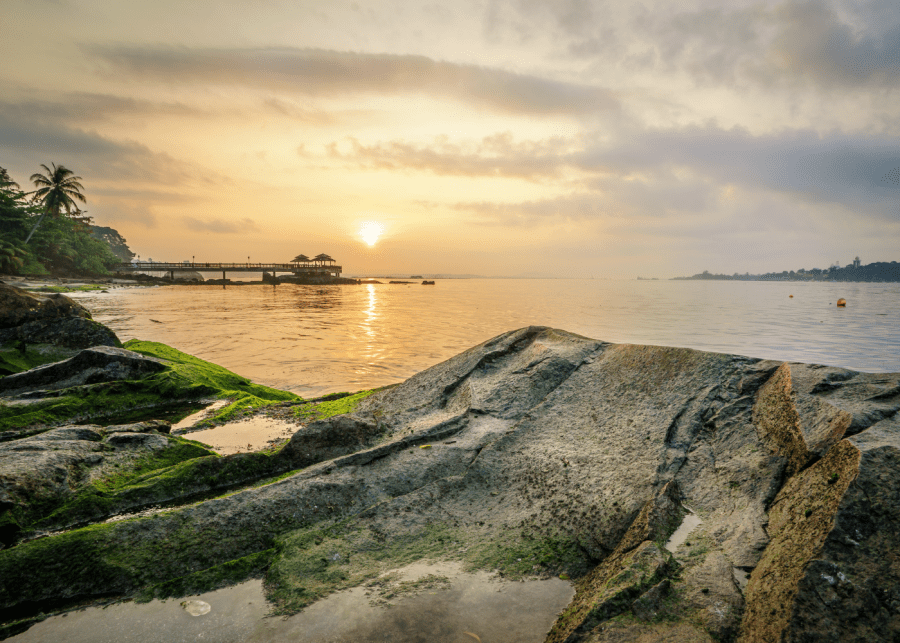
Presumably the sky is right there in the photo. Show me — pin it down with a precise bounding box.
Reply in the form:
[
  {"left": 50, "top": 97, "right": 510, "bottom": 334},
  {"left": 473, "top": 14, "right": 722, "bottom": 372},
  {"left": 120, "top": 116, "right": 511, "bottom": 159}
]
[{"left": 1, "top": 0, "right": 898, "bottom": 278}]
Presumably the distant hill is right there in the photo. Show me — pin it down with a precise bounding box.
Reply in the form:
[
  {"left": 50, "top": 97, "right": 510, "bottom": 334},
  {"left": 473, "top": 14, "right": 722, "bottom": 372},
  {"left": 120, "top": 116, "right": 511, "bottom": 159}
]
[
  {"left": 89, "top": 225, "right": 135, "bottom": 262},
  {"left": 674, "top": 261, "right": 900, "bottom": 282}
]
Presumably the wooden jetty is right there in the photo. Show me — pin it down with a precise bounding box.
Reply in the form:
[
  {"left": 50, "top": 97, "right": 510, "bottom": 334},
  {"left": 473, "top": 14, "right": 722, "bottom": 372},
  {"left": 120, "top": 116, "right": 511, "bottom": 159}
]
[{"left": 114, "top": 261, "right": 342, "bottom": 281}]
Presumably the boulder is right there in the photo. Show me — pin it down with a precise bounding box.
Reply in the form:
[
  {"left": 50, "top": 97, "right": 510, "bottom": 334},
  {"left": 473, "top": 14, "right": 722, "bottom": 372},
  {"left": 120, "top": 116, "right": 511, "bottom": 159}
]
[
  {"left": 0, "top": 327, "right": 898, "bottom": 642},
  {"left": 0, "top": 421, "right": 180, "bottom": 544},
  {"left": 0, "top": 284, "right": 91, "bottom": 329},
  {"left": 171, "top": 270, "right": 203, "bottom": 281},
  {"left": 0, "top": 284, "right": 120, "bottom": 368},
  {"left": 105, "top": 432, "right": 169, "bottom": 450},
  {"left": 0, "top": 346, "right": 167, "bottom": 396},
  {"left": 0, "top": 317, "right": 119, "bottom": 350}
]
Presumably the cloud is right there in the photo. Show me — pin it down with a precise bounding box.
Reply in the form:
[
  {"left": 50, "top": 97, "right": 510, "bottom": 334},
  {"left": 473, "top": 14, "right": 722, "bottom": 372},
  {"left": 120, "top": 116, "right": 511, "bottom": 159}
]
[
  {"left": 94, "top": 200, "right": 159, "bottom": 228},
  {"left": 451, "top": 174, "right": 721, "bottom": 228},
  {"left": 0, "top": 104, "right": 200, "bottom": 185},
  {"left": 575, "top": 126, "right": 900, "bottom": 216},
  {"left": 761, "top": 1, "right": 900, "bottom": 88},
  {"left": 327, "top": 132, "right": 577, "bottom": 179},
  {"left": 323, "top": 123, "right": 900, "bottom": 222},
  {"left": 492, "top": 0, "right": 900, "bottom": 91},
  {"left": 182, "top": 216, "right": 260, "bottom": 234},
  {"left": 89, "top": 45, "right": 620, "bottom": 115},
  {"left": 0, "top": 92, "right": 202, "bottom": 124}
]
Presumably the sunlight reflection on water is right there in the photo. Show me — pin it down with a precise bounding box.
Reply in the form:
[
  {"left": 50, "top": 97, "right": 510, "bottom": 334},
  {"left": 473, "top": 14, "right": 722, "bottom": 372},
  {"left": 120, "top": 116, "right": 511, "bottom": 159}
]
[{"left": 76, "top": 279, "right": 900, "bottom": 397}]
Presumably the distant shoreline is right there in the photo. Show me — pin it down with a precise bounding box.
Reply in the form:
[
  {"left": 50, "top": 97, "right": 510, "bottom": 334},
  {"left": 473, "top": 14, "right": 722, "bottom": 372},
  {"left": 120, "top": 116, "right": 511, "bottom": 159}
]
[{"left": 674, "top": 260, "right": 900, "bottom": 283}]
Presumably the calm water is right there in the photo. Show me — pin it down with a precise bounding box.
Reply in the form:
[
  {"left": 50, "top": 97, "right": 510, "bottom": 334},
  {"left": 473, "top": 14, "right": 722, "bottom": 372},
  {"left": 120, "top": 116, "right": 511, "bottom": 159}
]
[{"left": 74, "top": 279, "right": 899, "bottom": 398}]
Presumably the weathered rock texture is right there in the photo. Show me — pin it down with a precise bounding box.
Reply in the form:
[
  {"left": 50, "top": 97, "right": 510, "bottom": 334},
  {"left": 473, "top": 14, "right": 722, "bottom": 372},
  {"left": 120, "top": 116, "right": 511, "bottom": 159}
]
[
  {"left": 0, "top": 284, "right": 91, "bottom": 329},
  {"left": 0, "top": 327, "right": 898, "bottom": 643},
  {"left": 0, "top": 284, "right": 119, "bottom": 351},
  {"left": 0, "top": 421, "right": 173, "bottom": 511},
  {"left": 0, "top": 283, "right": 120, "bottom": 382},
  {"left": 0, "top": 346, "right": 166, "bottom": 396},
  {"left": 0, "top": 420, "right": 179, "bottom": 544}
]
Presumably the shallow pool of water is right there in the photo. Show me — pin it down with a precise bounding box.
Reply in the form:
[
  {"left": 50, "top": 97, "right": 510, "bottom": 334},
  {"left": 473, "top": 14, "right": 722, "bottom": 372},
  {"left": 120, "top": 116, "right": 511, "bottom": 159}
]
[
  {"left": 665, "top": 509, "right": 703, "bottom": 553},
  {"left": 10, "top": 562, "right": 574, "bottom": 643},
  {"left": 186, "top": 417, "right": 299, "bottom": 455}
]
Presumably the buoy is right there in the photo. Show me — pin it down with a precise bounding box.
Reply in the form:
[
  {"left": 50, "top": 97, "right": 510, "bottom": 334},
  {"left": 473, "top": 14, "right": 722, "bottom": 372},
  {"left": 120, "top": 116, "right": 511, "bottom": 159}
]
[
  {"left": 789, "top": 295, "right": 793, "bottom": 298},
  {"left": 837, "top": 298, "right": 847, "bottom": 307}
]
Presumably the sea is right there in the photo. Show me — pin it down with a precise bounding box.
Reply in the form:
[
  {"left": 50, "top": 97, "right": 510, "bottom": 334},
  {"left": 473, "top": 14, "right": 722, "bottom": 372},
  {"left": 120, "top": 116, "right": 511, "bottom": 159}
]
[{"left": 71, "top": 278, "right": 900, "bottom": 398}]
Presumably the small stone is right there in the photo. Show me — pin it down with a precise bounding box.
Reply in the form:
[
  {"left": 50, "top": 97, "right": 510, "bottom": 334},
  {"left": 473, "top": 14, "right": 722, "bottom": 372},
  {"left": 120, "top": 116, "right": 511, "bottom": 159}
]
[{"left": 180, "top": 600, "right": 211, "bottom": 616}]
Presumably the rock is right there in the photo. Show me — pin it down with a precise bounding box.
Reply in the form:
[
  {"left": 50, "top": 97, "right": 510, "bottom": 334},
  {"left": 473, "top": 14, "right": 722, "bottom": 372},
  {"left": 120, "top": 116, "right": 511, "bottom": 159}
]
[
  {"left": 0, "top": 425, "right": 107, "bottom": 525},
  {"left": 171, "top": 270, "right": 203, "bottom": 281},
  {"left": 739, "top": 415, "right": 900, "bottom": 642},
  {"left": 102, "top": 420, "right": 172, "bottom": 435},
  {"left": 105, "top": 432, "right": 169, "bottom": 450},
  {"left": 682, "top": 552, "right": 744, "bottom": 640},
  {"left": 279, "top": 415, "right": 382, "bottom": 468},
  {"left": 0, "top": 284, "right": 121, "bottom": 376},
  {"left": 0, "top": 420, "right": 189, "bottom": 543},
  {"left": 0, "top": 317, "right": 120, "bottom": 350},
  {"left": 545, "top": 483, "right": 682, "bottom": 642},
  {"left": 0, "top": 326, "right": 897, "bottom": 643},
  {"left": 631, "top": 579, "right": 671, "bottom": 621},
  {"left": 0, "top": 346, "right": 167, "bottom": 396},
  {"left": 0, "top": 284, "right": 91, "bottom": 329}
]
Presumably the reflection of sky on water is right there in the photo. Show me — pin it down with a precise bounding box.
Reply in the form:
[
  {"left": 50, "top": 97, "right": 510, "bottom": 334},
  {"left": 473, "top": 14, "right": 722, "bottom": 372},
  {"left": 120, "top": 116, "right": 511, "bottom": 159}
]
[
  {"left": 364, "top": 284, "right": 377, "bottom": 338},
  {"left": 79, "top": 280, "right": 900, "bottom": 398},
  {"left": 357, "top": 283, "right": 384, "bottom": 375}
]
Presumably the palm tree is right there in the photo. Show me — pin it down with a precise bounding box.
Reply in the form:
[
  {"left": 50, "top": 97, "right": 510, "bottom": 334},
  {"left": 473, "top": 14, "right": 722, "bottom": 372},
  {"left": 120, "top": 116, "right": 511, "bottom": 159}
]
[
  {"left": 30, "top": 163, "right": 86, "bottom": 217},
  {"left": 0, "top": 167, "right": 19, "bottom": 191},
  {"left": 24, "top": 163, "right": 87, "bottom": 244}
]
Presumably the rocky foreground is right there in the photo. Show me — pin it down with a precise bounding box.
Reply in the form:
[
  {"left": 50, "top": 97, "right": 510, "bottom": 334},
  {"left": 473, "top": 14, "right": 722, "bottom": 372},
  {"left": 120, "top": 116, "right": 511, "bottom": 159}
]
[{"left": 0, "top": 286, "right": 899, "bottom": 641}]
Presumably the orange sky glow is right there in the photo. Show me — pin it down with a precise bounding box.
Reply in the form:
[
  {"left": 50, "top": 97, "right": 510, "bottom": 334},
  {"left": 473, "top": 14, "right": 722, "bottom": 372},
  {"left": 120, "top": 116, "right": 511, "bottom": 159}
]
[{"left": 1, "top": 0, "right": 898, "bottom": 277}]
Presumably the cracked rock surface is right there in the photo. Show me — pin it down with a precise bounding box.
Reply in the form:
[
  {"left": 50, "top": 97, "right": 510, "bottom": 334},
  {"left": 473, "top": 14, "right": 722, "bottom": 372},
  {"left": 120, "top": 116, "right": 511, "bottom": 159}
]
[{"left": 0, "top": 327, "right": 898, "bottom": 642}]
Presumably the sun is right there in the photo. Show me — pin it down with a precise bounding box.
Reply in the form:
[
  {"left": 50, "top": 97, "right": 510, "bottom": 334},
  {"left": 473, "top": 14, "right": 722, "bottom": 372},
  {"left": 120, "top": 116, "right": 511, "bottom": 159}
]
[{"left": 359, "top": 221, "right": 384, "bottom": 247}]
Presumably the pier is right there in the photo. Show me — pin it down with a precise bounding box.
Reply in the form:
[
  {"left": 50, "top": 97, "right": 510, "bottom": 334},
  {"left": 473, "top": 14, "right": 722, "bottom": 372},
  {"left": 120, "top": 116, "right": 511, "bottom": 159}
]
[{"left": 114, "top": 261, "right": 343, "bottom": 282}]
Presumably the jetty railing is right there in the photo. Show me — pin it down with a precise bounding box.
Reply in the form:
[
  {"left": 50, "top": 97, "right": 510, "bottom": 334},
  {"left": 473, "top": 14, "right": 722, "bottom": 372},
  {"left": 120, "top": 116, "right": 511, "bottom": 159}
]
[{"left": 113, "top": 262, "right": 343, "bottom": 280}]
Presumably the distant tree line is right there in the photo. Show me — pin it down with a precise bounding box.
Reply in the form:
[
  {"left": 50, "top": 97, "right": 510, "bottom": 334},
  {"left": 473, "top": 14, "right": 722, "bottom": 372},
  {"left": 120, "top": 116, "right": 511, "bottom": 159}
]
[
  {"left": 674, "top": 259, "right": 900, "bottom": 282},
  {"left": 0, "top": 164, "right": 132, "bottom": 276}
]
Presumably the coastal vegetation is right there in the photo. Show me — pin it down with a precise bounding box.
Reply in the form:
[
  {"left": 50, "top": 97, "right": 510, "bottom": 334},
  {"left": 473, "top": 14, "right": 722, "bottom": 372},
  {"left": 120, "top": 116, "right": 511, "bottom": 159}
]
[
  {"left": 0, "top": 165, "right": 127, "bottom": 277},
  {"left": 676, "top": 258, "right": 900, "bottom": 282}
]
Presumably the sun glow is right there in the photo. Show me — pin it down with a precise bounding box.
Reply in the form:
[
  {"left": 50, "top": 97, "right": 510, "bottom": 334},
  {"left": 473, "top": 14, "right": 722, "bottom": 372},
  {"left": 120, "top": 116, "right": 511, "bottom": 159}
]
[{"left": 359, "top": 221, "right": 384, "bottom": 246}]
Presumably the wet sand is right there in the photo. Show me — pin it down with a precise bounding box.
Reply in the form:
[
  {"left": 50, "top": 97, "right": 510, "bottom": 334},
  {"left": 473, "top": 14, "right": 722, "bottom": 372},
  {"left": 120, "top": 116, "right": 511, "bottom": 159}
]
[{"left": 11, "top": 562, "right": 574, "bottom": 643}]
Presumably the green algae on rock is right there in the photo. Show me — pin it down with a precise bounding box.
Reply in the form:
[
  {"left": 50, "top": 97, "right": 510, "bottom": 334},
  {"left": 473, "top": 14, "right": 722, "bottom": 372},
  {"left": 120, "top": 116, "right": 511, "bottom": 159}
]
[
  {"left": 0, "top": 340, "right": 301, "bottom": 431},
  {"left": 0, "top": 283, "right": 120, "bottom": 377},
  {"left": 292, "top": 389, "right": 377, "bottom": 423}
]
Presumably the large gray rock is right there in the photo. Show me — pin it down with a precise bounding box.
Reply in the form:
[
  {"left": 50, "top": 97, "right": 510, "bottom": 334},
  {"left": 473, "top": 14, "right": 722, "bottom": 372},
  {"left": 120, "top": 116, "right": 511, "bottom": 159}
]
[
  {"left": 0, "top": 346, "right": 167, "bottom": 396},
  {"left": 0, "top": 327, "right": 897, "bottom": 643},
  {"left": 0, "top": 317, "right": 119, "bottom": 350},
  {"left": 0, "top": 283, "right": 120, "bottom": 357},
  {"left": 0, "top": 421, "right": 174, "bottom": 542},
  {"left": 0, "top": 284, "right": 91, "bottom": 329}
]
